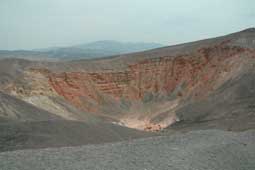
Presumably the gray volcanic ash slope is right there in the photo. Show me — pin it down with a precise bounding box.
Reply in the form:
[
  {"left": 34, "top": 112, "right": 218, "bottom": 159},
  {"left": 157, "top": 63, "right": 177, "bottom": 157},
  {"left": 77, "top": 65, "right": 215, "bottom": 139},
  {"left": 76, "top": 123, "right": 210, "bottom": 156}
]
[
  {"left": 0, "top": 120, "right": 152, "bottom": 152},
  {"left": 0, "top": 92, "right": 153, "bottom": 152},
  {"left": 0, "top": 130, "right": 254, "bottom": 170},
  {"left": 0, "top": 92, "right": 61, "bottom": 122},
  {"left": 171, "top": 71, "right": 255, "bottom": 132}
]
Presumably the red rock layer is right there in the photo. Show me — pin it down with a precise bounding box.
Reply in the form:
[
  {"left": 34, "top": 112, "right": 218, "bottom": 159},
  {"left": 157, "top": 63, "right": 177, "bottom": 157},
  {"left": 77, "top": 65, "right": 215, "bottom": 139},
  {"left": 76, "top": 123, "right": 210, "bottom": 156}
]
[{"left": 48, "top": 44, "right": 255, "bottom": 112}]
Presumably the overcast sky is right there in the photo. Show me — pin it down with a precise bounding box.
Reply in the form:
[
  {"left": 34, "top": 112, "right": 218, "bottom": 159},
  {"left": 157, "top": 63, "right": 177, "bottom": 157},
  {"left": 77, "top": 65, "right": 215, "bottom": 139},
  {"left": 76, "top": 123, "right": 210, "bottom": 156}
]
[{"left": 1, "top": 0, "right": 255, "bottom": 50}]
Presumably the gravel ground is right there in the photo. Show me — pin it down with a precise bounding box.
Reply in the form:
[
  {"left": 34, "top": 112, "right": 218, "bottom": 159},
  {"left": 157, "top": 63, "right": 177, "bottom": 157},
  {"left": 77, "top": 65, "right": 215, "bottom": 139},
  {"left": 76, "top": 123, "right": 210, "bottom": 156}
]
[{"left": 0, "top": 129, "right": 255, "bottom": 170}]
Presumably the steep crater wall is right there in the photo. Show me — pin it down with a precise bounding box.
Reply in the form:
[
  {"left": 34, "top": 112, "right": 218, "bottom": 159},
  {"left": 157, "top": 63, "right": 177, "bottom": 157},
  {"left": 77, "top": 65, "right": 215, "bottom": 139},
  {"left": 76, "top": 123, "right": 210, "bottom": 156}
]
[{"left": 46, "top": 44, "right": 255, "bottom": 130}]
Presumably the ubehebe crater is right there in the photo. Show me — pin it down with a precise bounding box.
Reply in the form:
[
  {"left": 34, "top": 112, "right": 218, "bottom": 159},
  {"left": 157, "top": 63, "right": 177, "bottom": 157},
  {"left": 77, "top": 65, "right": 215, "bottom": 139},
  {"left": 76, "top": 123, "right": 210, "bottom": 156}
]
[{"left": 2, "top": 28, "right": 255, "bottom": 132}]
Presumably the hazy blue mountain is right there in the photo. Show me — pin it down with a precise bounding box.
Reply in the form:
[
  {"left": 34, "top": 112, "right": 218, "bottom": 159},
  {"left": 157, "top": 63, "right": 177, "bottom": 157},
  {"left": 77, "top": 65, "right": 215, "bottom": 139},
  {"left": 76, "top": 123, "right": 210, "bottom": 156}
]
[
  {"left": 35, "top": 40, "right": 164, "bottom": 59},
  {"left": 0, "top": 41, "right": 164, "bottom": 61},
  {"left": 76, "top": 40, "right": 163, "bottom": 52}
]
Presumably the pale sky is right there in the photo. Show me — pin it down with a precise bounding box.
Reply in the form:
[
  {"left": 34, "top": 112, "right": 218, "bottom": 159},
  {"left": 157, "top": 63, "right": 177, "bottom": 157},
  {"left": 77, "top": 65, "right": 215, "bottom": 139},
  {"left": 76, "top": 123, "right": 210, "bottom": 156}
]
[{"left": 1, "top": 0, "right": 255, "bottom": 50}]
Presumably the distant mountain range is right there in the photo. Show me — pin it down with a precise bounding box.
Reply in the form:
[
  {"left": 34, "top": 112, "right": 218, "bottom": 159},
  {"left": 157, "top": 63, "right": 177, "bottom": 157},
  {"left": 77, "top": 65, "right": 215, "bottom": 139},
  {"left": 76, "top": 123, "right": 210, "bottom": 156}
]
[{"left": 0, "top": 40, "right": 164, "bottom": 60}]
